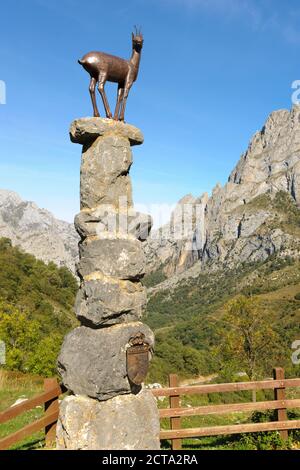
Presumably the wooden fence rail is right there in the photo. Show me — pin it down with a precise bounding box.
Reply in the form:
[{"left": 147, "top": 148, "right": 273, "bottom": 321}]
[
  {"left": 0, "top": 378, "right": 61, "bottom": 450},
  {"left": 151, "top": 368, "right": 300, "bottom": 450},
  {"left": 1, "top": 368, "right": 300, "bottom": 450}
]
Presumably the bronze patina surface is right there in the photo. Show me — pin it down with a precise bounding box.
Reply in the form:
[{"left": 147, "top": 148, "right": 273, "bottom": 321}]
[
  {"left": 126, "top": 333, "right": 150, "bottom": 386},
  {"left": 78, "top": 27, "right": 143, "bottom": 122}
]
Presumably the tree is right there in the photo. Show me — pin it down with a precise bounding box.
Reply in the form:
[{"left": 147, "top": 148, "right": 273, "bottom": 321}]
[
  {"left": 0, "top": 238, "right": 78, "bottom": 377},
  {"left": 0, "top": 300, "right": 65, "bottom": 376},
  {"left": 215, "top": 295, "right": 283, "bottom": 380},
  {"left": 0, "top": 301, "right": 41, "bottom": 372},
  {"left": 26, "top": 333, "right": 63, "bottom": 377}
]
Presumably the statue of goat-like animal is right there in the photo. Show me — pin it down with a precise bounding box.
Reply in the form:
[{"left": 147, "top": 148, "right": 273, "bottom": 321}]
[{"left": 78, "top": 28, "right": 144, "bottom": 122}]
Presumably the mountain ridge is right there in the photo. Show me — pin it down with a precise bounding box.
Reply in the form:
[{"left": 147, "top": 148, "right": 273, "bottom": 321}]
[
  {"left": 2, "top": 105, "right": 300, "bottom": 283},
  {"left": 144, "top": 105, "right": 300, "bottom": 281},
  {"left": 0, "top": 189, "right": 79, "bottom": 273}
]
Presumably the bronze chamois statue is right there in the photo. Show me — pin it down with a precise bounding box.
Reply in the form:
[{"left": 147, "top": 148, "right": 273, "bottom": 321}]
[{"left": 78, "top": 28, "right": 144, "bottom": 122}]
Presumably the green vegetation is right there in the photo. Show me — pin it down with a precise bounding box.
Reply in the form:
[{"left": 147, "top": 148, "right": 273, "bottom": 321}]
[
  {"left": 143, "top": 265, "right": 167, "bottom": 288},
  {"left": 158, "top": 390, "right": 300, "bottom": 450},
  {"left": 145, "top": 193, "right": 300, "bottom": 384},
  {"left": 1, "top": 190, "right": 300, "bottom": 449},
  {"left": 0, "top": 238, "right": 78, "bottom": 377},
  {"left": 214, "top": 295, "right": 282, "bottom": 380},
  {"left": 146, "top": 256, "right": 300, "bottom": 383},
  {"left": 243, "top": 191, "right": 300, "bottom": 239},
  {"left": 1, "top": 190, "right": 299, "bottom": 384},
  {"left": 1, "top": 369, "right": 299, "bottom": 451},
  {"left": 144, "top": 194, "right": 300, "bottom": 449},
  {"left": 0, "top": 370, "right": 45, "bottom": 450}
]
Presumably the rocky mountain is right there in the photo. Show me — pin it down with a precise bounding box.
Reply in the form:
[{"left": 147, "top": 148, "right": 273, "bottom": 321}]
[
  {"left": 0, "top": 189, "right": 79, "bottom": 273},
  {"left": 2, "top": 105, "right": 300, "bottom": 283},
  {"left": 145, "top": 105, "right": 300, "bottom": 281}
]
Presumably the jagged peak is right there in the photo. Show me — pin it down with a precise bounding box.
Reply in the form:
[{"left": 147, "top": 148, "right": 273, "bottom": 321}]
[
  {"left": 0, "top": 189, "right": 72, "bottom": 226},
  {"left": 212, "top": 183, "right": 222, "bottom": 195},
  {"left": 0, "top": 188, "right": 79, "bottom": 273},
  {"left": 0, "top": 188, "right": 23, "bottom": 206},
  {"left": 176, "top": 194, "right": 196, "bottom": 205},
  {"left": 229, "top": 105, "right": 300, "bottom": 187}
]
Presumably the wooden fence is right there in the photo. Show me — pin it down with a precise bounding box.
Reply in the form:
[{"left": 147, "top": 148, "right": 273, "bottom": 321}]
[
  {"left": 0, "top": 378, "right": 61, "bottom": 450},
  {"left": 151, "top": 368, "right": 300, "bottom": 450},
  {"left": 1, "top": 368, "right": 300, "bottom": 450}
]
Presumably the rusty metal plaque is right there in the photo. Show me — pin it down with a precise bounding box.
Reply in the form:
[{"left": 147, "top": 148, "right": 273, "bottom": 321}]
[{"left": 126, "top": 334, "right": 150, "bottom": 385}]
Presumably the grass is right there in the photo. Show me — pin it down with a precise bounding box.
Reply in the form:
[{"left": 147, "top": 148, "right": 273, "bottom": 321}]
[
  {"left": 0, "top": 369, "right": 46, "bottom": 450},
  {"left": 145, "top": 254, "right": 300, "bottom": 382},
  {"left": 157, "top": 389, "right": 300, "bottom": 450},
  {"left": 1, "top": 369, "right": 300, "bottom": 450}
]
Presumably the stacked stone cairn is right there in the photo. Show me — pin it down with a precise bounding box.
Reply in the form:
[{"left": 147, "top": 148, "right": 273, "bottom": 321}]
[{"left": 56, "top": 118, "right": 160, "bottom": 450}]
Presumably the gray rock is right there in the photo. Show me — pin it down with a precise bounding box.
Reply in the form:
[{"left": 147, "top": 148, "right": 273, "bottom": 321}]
[
  {"left": 129, "top": 212, "right": 153, "bottom": 241},
  {"left": 145, "top": 193, "right": 208, "bottom": 276},
  {"left": 70, "top": 117, "right": 144, "bottom": 146},
  {"left": 81, "top": 174, "right": 133, "bottom": 211},
  {"left": 57, "top": 322, "right": 154, "bottom": 400},
  {"left": 80, "top": 134, "right": 133, "bottom": 210},
  {"left": 228, "top": 106, "right": 300, "bottom": 190},
  {"left": 77, "top": 238, "right": 146, "bottom": 280},
  {"left": 56, "top": 391, "right": 160, "bottom": 450},
  {"left": 144, "top": 105, "right": 300, "bottom": 281},
  {"left": 75, "top": 278, "right": 147, "bottom": 327},
  {"left": 0, "top": 189, "right": 79, "bottom": 274},
  {"left": 75, "top": 208, "right": 152, "bottom": 241}
]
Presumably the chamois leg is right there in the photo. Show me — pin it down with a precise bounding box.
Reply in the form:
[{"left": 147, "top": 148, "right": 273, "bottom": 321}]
[
  {"left": 113, "top": 84, "right": 124, "bottom": 121},
  {"left": 89, "top": 77, "right": 100, "bottom": 118},
  {"left": 98, "top": 74, "right": 112, "bottom": 119},
  {"left": 119, "top": 83, "right": 132, "bottom": 122}
]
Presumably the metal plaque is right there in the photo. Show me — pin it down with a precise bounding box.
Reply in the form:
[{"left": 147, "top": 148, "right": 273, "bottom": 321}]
[{"left": 126, "top": 333, "right": 150, "bottom": 385}]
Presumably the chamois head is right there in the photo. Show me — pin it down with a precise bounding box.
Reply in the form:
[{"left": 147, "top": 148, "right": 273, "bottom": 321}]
[{"left": 132, "top": 26, "right": 144, "bottom": 51}]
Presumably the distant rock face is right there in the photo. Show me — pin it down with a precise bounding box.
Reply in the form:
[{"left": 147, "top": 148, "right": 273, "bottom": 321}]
[
  {"left": 144, "top": 193, "right": 208, "bottom": 276},
  {"left": 228, "top": 107, "right": 300, "bottom": 194},
  {"left": 145, "top": 106, "right": 300, "bottom": 279},
  {"left": 0, "top": 189, "right": 79, "bottom": 273},
  {"left": 3, "top": 106, "right": 300, "bottom": 284}
]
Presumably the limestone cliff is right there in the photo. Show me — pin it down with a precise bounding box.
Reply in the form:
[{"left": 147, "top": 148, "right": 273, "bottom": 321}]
[
  {"left": 145, "top": 105, "right": 300, "bottom": 279},
  {"left": 2, "top": 105, "right": 300, "bottom": 282},
  {"left": 0, "top": 189, "right": 79, "bottom": 273}
]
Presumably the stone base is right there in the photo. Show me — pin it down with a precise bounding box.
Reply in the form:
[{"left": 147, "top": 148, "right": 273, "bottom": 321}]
[
  {"left": 57, "top": 322, "right": 154, "bottom": 401},
  {"left": 56, "top": 390, "right": 160, "bottom": 450}
]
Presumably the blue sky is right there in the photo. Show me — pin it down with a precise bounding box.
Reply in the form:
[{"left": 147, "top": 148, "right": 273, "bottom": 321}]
[{"left": 0, "top": 0, "right": 300, "bottom": 224}]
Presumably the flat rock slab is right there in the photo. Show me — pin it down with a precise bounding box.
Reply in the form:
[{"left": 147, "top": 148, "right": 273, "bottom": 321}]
[
  {"left": 57, "top": 322, "right": 154, "bottom": 400},
  {"left": 75, "top": 278, "right": 146, "bottom": 327},
  {"left": 70, "top": 117, "right": 144, "bottom": 146},
  {"left": 56, "top": 391, "right": 160, "bottom": 450},
  {"left": 75, "top": 209, "right": 153, "bottom": 241},
  {"left": 78, "top": 238, "right": 146, "bottom": 280}
]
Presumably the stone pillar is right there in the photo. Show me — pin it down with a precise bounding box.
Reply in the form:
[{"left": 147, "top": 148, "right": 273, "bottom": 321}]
[{"left": 56, "top": 118, "right": 160, "bottom": 450}]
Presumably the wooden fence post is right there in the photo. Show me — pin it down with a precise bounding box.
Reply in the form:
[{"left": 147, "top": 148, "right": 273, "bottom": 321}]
[
  {"left": 273, "top": 368, "right": 288, "bottom": 441},
  {"left": 169, "top": 374, "right": 182, "bottom": 450},
  {"left": 44, "top": 378, "right": 59, "bottom": 448}
]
